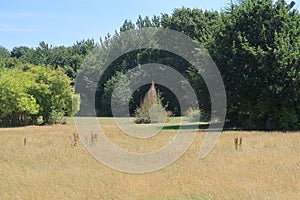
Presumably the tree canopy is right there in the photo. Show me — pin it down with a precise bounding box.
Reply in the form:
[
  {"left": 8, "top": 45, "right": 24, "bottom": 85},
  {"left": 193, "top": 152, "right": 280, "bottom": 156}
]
[
  {"left": 0, "top": 0, "right": 299, "bottom": 130},
  {"left": 0, "top": 65, "right": 77, "bottom": 126}
]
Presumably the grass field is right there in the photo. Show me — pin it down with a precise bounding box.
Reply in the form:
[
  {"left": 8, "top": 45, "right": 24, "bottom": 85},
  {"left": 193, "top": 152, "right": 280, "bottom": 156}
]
[{"left": 0, "top": 118, "right": 299, "bottom": 199}]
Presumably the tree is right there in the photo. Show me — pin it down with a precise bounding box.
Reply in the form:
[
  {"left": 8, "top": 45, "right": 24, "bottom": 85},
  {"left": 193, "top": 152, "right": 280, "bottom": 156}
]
[
  {"left": 1, "top": 0, "right": 298, "bottom": 130},
  {"left": 0, "top": 65, "right": 76, "bottom": 126},
  {"left": 0, "top": 67, "right": 39, "bottom": 126},
  {"left": 0, "top": 46, "right": 11, "bottom": 71},
  {"left": 100, "top": 71, "right": 132, "bottom": 116},
  {"left": 161, "top": 8, "right": 219, "bottom": 46},
  {"left": 135, "top": 81, "right": 166, "bottom": 124},
  {"left": 28, "top": 66, "right": 74, "bottom": 123},
  {"left": 10, "top": 46, "right": 33, "bottom": 59},
  {"left": 120, "top": 19, "right": 135, "bottom": 32},
  {"left": 0, "top": 46, "right": 9, "bottom": 59},
  {"left": 211, "top": 0, "right": 300, "bottom": 130}
]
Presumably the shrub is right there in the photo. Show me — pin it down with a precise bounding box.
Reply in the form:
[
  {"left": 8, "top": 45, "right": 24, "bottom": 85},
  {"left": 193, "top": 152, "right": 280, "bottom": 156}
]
[
  {"left": 0, "top": 65, "right": 77, "bottom": 126},
  {"left": 48, "top": 109, "right": 65, "bottom": 124},
  {"left": 72, "top": 94, "right": 81, "bottom": 116},
  {"left": 185, "top": 108, "right": 200, "bottom": 122},
  {"left": 275, "top": 108, "right": 299, "bottom": 131},
  {"left": 134, "top": 107, "right": 151, "bottom": 124},
  {"left": 185, "top": 107, "right": 209, "bottom": 123},
  {"left": 135, "top": 82, "right": 167, "bottom": 124}
]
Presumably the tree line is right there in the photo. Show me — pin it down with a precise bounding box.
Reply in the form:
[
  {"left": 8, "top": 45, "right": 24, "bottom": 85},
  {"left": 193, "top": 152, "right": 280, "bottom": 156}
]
[{"left": 0, "top": 0, "right": 299, "bottom": 130}]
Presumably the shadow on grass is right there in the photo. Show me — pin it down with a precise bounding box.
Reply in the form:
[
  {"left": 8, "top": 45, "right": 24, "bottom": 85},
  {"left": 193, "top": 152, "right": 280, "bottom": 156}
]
[{"left": 162, "top": 123, "right": 209, "bottom": 131}]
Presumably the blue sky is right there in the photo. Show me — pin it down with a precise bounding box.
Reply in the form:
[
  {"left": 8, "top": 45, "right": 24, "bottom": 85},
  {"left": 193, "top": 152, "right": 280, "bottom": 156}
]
[{"left": 0, "top": 0, "right": 298, "bottom": 50}]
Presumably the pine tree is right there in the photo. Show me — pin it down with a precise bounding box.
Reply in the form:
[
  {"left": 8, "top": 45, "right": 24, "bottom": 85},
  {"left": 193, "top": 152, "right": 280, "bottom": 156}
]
[{"left": 135, "top": 81, "right": 166, "bottom": 124}]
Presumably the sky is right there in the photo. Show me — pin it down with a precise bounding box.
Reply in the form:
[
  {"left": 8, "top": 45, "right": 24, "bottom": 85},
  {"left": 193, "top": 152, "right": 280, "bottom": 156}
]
[{"left": 0, "top": 0, "right": 299, "bottom": 50}]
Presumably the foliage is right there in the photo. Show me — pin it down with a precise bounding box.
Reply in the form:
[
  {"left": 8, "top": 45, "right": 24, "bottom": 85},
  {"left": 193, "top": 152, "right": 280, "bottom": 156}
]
[
  {"left": 0, "top": 65, "right": 76, "bottom": 126},
  {"left": 161, "top": 7, "right": 219, "bottom": 47},
  {"left": 135, "top": 82, "right": 167, "bottom": 124},
  {"left": 185, "top": 108, "right": 201, "bottom": 122},
  {"left": 5, "top": 40, "right": 96, "bottom": 79},
  {"left": 100, "top": 71, "right": 132, "bottom": 116},
  {"left": 185, "top": 107, "right": 210, "bottom": 123},
  {"left": 0, "top": 67, "right": 39, "bottom": 126},
  {"left": 0, "top": 0, "right": 299, "bottom": 130},
  {"left": 48, "top": 109, "right": 65, "bottom": 125},
  {"left": 210, "top": 0, "right": 300, "bottom": 130},
  {"left": 72, "top": 94, "right": 81, "bottom": 116},
  {"left": 28, "top": 66, "right": 74, "bottom": 123},
  {"left": 0, "top": 46, "right": 10, "bottom": 59}
]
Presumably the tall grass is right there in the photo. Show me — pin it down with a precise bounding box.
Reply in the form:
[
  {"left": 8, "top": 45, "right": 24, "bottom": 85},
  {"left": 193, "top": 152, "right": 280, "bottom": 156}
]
[{"left": 0, "top": 119, "right": 299, "bottom": 199}]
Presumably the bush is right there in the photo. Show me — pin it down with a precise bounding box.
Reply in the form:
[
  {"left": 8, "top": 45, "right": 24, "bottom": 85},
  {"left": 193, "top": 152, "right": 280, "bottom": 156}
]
[
  {"left": 275, "top": 108, "right": 299, "bottom": 131},
  {"left": 134, "top": 107, "right": 151, "bottom": 124},
  {"left": 185, "top": 107, "right": 209, "bottom": 123},
  {"left": 185, "top": 108, "right": 200, "bottom": 122},
  {"left": 72, "top": 94, "right": 81, "bottom": 116},
  {"left": 0, "top": 65, "right": 76, "bottom": 126},
  {"left": 135, "top": 82, "right": 167, "bottom": 124},
  {"left": 48, "top": 109, "right": 65, "bottom": 124}
]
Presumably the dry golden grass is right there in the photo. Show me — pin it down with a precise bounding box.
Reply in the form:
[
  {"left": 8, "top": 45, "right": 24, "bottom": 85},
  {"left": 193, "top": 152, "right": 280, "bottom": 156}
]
[{"left": 0, "top": 118, "right": 299, "bottom": 199}]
